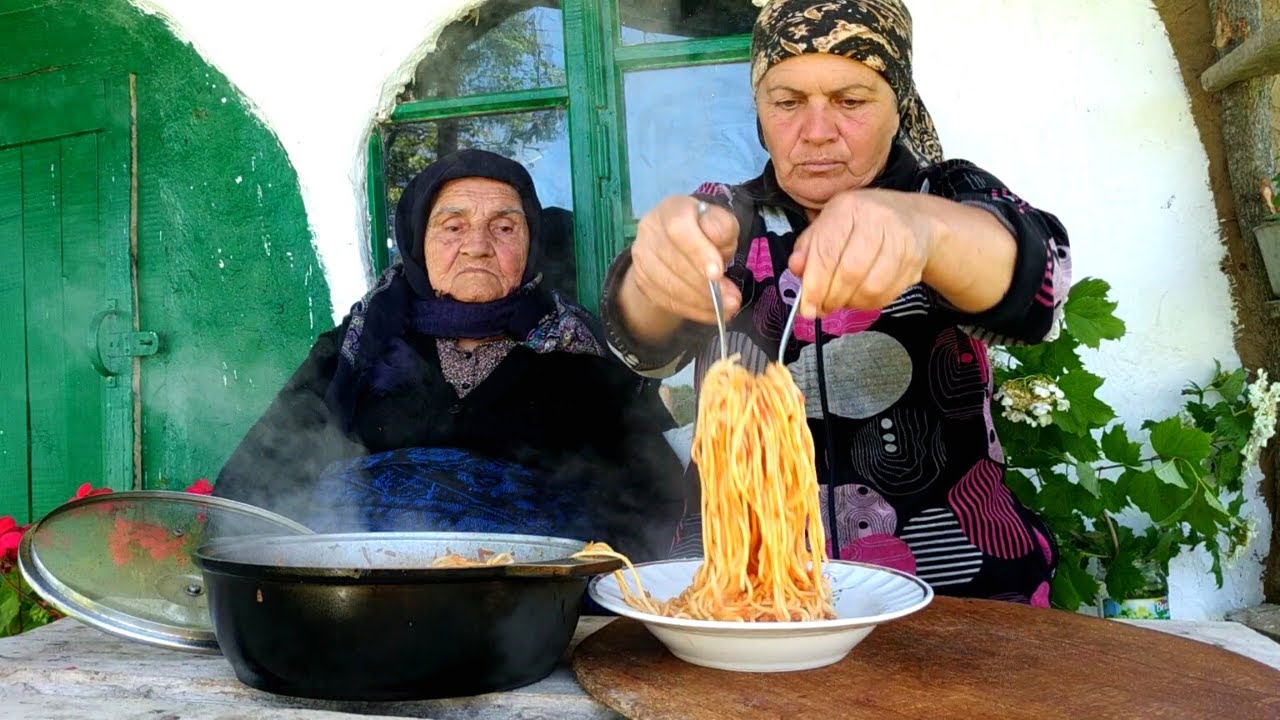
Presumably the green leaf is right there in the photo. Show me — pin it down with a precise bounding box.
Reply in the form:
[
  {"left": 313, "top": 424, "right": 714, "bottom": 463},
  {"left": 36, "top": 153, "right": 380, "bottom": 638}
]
[
  {"left": 1218, "top": 368, "right": 1248, "bottom": 404},
  {"left": 1204, "top": 534, "right": 1226, "bottom": 588},
  {"left": 1148, "top": 418, "right": 1212, "bottom": 463},
  {"left": 1213, "top": 412, "right": 1252, "bottom": 449},
  {"left": 1003, "top": 343, "right": 1047, "bottom": 370},
  {"left": 0, "top": 573, "right": 19, "bottom": 636},
  {"left": 1100, "top": 425, "right": 1143, "bottom": 467},
  {"left": 1004, "top": 469, "right": 1038, "bottom": 507},
  {"left": 1065, "top": 297, "right": 1127, "bottom": 349},
  {"left": 1065, "top": 277, "right": 1112, "bottom": 304},
  {"left": 1043, "top": 340, "right": 1086, "bottom": 375},
  {"left": 1153, "top": 532, "right": 1180, "bottom": 566},
  {"left": 1011, "top": 338, "right": 1085, "bottom": 377},
  {"left": 1181, "top": 494, "right": 1228, "bottom": 540},
  {"left": 1154, "top": 461, "right": 1188, "bottom": 488},
  {"left": 1050, "top": 551, "right": 1101, "bottom": 611},
  {"left": 1104, "top": 547, "right": 1150, "bottom": 601},
  {"left": 1056, "top": 428, "right": 1102, "bottom": 464},
  {"left": 1076, "top": 461, "right": 1100, "bottom": 498},
  {"left": 1096, "top": 471, "right": 1129, "bottom": 514},
  {"left": 1063, "top": 279, "right": 1126, "bottom": 349},
  {"left": 1182, "top": 401, "right": 1217, "bottom": 433},
  {"left": 1055, "top": 370, "right": 1116, "bottom": 434},
  {"left": 1038, "top": 470, "right": 1101, "bottom": 519},
  {"left": 997, "top": 421, "right": 1061, "bottom": 471},
  {"left": 1126, "top": 468, "right": 1195, "bottom": 524},
  {"left": 1202, "top": 487, "right": 1229, "bottom": 514}
]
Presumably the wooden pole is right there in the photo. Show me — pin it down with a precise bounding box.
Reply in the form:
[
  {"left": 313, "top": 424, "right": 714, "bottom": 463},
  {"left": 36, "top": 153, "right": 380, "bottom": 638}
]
[
  {"left": 1207, "top": 0, "right": 1280, "bottom": 602},
  {"left": 1202, "top": 19, "right": 1280, "bottom": 92},
  {"left": 1209, "top": 0, "right": 1273, "bottom": 237}
]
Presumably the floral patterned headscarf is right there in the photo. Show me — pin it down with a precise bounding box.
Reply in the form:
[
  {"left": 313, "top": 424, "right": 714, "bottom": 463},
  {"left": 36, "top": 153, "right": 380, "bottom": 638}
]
[{"left": 750, "top": 0, "right": 943, "bottom": 165}]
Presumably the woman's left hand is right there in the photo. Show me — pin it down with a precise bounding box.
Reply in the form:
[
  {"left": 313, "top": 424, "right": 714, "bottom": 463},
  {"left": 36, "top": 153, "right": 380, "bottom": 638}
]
[{"left": 788, "top": 189, "right": 935, "bottom": 319}]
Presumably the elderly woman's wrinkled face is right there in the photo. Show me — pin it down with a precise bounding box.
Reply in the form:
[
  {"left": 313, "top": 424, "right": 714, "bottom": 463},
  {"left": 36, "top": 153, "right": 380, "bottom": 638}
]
[
  {"left": 424, "top": 177, "right": 529, "bottom": 303},
  {"left": 756, "top": 53, "right": 900, "bottom": 212}
]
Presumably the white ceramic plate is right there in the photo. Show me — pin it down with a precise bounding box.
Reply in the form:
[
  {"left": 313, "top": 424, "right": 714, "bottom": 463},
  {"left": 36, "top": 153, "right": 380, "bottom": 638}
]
[{"left": 588, "top": 559, "right": 933, "bottom": 672}]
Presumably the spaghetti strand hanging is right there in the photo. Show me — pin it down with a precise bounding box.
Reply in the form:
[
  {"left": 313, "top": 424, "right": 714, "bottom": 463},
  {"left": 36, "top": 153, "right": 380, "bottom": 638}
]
[{"left": 577, "top": 356, "right": 833, "bottom": 622}]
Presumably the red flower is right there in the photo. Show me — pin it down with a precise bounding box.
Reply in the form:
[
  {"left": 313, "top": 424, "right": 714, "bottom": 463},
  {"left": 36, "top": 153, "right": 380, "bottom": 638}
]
[
  {"left": 185, "top": 479, "right": 214, "bottom": 495},
  {"left": 0, "top": 516, "right": 28, "bottom": 565},
  {"left": 108, "top": 518, "right": 134, "bottom": 567},
  {"left": 72, "top": 483, "right": 114, "bottom": 501},
  {"left": 108, "top": 517, "right": 188, "bottom": 567}
]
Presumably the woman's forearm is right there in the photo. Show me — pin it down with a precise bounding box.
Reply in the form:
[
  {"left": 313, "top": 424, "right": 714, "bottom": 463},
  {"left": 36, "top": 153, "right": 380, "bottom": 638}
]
[{"left": 914, "top": 193, "right": 1019, "bottom": 313}]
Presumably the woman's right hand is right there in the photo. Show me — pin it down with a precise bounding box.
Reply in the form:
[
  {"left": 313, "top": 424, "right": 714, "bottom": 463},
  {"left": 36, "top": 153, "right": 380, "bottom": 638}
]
[{"left": 618, "top": 196, "right": 740, "bottom": 343}]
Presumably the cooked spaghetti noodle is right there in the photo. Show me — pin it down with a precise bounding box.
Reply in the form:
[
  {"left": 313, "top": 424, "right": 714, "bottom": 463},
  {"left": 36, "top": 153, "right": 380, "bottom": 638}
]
[
  {"left": 430, "top": 548, "right": 515, "bottom": 568},
  {"left": 575, "top": 357, "right": 833, "bottom": 622}
]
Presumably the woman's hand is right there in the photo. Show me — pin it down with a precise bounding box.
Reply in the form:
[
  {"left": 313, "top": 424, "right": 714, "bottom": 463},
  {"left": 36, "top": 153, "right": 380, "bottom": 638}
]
[
  {"left": 788, "top": 189, "right": 935, "bottom": 319},
  {"left": 618, "top": 196, "right": 740, "bottom": 344}
]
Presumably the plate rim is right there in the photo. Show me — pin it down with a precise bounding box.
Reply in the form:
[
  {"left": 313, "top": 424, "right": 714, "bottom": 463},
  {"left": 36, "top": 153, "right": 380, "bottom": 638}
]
[{"left": 588, "top": 558, "right": 934, "bottom": 632}]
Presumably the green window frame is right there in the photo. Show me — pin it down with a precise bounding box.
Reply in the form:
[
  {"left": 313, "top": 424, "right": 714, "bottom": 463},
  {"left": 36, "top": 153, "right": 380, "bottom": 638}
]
[{"left": 366, "top": 1, "right": 751, "bottom": 313}]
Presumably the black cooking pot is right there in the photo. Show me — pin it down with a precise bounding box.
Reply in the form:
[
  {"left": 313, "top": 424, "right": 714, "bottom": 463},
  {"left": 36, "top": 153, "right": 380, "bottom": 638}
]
[{"left": 193, "top": 532, "right": 622, "bottom": 701}]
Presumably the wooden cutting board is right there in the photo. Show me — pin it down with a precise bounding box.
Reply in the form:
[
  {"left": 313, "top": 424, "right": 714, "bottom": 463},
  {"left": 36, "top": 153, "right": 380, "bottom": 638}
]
[{"left": 572, "top": 597, "right": 1280, "bottom": 720}]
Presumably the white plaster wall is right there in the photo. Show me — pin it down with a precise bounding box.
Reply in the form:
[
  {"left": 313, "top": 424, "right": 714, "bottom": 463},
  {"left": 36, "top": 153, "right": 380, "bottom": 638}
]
[
  {"left": 132, "top": 0, "right": 484, "bottom": 321},
  {"left": 136, "top": 0, "right": 1269, "bottom": 620}
]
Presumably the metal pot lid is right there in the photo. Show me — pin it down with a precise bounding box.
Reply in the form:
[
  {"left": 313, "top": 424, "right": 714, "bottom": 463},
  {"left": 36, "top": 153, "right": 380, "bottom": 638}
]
[{"left": 18, "top": 491, "right": 312, "bottom": 654}]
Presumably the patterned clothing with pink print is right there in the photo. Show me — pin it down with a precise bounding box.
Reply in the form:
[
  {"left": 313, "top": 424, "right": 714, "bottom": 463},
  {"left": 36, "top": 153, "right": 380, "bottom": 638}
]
[{"left": 600, "top": 143, "right": 1070, "bottom": 605}]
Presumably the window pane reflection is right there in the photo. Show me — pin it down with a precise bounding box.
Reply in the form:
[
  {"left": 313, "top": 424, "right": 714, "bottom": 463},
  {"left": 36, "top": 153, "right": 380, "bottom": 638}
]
[
  {"left": 404, "top": 2, "right": 566, "bottom": 100},
  {"left": 624, "top": 62, "right": 768, "bottom": 217},
  {"left": 381, "top": 109, "right": 579, "bottom": 297},
  {"left": 619, "top": 0, "right": 757, "bottom": 45}
]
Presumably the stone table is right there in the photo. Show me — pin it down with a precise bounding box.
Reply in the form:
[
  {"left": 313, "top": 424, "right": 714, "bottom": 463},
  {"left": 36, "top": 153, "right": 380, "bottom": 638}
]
[
  {"left": 3, "top": 615, "right": 1278, "bottom": 719},
  {"left": 0, "top": 616, "right": 622, "bottom": 720}
]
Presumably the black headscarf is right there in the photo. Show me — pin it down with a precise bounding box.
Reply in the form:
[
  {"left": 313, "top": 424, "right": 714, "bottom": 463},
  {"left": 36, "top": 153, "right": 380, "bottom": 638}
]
[
  {"left": 394, "top": 148, "right": 544, "bottom": 299},
  {"left": 324, "top": 149, "right": 567, "bottom": 431}
]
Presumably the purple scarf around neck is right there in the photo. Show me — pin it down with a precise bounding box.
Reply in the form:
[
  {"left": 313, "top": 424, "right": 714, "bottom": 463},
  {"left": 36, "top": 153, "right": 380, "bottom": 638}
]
[{"left": 408, "top": 281, "right": 552, "bottom": 340}]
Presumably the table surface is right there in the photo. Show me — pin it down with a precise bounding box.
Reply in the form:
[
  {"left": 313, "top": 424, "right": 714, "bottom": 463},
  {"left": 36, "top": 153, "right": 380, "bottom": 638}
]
[
  {"left": 573, "top": 598, "right": 1280, "bottom": 720},
  {"left": 2, "top": 608, "right": 1279, "bottom": 720}
]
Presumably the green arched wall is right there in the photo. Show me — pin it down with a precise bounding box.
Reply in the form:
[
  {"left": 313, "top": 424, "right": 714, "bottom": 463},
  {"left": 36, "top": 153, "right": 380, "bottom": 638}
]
[{"left": 0, "top": 0, "right": 331, "bottom": 490}]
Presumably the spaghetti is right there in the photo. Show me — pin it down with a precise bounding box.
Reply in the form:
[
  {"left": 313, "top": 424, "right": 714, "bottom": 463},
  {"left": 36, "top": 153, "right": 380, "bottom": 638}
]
[
  {"left": 430, "top": 548, "right": 515, "bottom": 568},
  {"left": 575, "top": 357, "right": 833, "bottom": 622}
]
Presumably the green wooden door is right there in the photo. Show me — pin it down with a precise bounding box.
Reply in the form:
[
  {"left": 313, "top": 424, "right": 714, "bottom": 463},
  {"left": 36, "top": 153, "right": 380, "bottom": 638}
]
[{"left": 0, "top": 74, "right": 141, "bottom": 522}]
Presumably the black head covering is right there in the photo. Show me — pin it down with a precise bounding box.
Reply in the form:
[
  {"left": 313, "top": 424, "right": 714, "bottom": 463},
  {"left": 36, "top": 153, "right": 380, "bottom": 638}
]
[
  {"left": 393, "top": 148, "right": 544, "bottom": 299},
  {"left": 323, "top": 150, "right": 562, "bottom": 432}
]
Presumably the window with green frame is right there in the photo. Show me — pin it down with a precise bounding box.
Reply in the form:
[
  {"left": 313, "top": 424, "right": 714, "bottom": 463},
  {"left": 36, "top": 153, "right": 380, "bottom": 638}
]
[{"left": 367, "top": 0, "right": 768, "bottom": 321}]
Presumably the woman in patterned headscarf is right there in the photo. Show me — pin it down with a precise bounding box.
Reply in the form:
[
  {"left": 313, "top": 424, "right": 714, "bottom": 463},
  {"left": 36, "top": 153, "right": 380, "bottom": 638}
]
[{"left": 599, "top": 0, "right": 1071, "bottom": 605}]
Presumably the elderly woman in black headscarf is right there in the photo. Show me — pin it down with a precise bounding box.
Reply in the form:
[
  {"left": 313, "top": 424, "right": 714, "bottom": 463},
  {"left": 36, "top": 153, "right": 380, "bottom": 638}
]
[
  {"left": 601, "top": 0, "right": 1071, "bottom": 603},
  {"left": 215, "top": 149, "right": 683, "bottom": 562}
]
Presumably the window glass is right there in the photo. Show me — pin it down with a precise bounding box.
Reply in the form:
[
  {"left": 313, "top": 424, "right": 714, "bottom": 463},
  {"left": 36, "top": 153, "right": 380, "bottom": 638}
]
[
  {"left": 619, "top": 0, "right": 757, "bottom": 45},
  {"left": 623, "top": 62, "right": 768, "bottom": 217},
  {"left": 403, "top": 2, "right": 566, "bottom": 101}
]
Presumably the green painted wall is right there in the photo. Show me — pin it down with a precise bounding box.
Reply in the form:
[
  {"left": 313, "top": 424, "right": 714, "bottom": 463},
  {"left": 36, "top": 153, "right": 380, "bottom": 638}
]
[{"left": 0, "top": 0, "right": 331, "bottom": 490}]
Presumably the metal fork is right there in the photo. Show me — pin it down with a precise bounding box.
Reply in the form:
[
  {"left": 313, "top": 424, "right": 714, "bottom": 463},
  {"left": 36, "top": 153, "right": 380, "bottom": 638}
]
[
  {"left": 699, "top": 201, "right": 729, "bottom": 362},
  {"left": 708, "top": 279, "right": 728, "bottom": 363},
  {"left": 778, "top": 285, "right": 803, "bottom": 361}
]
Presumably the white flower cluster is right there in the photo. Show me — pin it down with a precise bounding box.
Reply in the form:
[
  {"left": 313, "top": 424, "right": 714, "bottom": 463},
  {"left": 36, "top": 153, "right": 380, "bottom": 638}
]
[
  {"left": 995, "top": 376, "right": 1069, "bottom": 427},
  {"left": 1243, "top": 369, "right": 1280, "bottom": 468}
]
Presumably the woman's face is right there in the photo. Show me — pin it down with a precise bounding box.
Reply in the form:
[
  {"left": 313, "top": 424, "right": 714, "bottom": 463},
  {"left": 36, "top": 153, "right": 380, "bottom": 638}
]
[
  {"left": 755, "top": 53, "right": 900, "bottom": 212},
  {"left": 423, "top": 177, "right": 529, "bottom": 303}
]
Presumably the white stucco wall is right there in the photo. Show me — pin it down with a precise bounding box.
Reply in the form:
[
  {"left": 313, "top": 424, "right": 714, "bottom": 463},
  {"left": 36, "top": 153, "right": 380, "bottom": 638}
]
[{"left": 134, "top": 0, "right": 1269, "bottom": 620}]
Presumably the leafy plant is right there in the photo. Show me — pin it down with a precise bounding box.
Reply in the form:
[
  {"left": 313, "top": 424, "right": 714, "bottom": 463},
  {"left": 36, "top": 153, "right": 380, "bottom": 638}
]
[{"left": 993, "top": 278, "right": 1274, "bottom": 611}]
